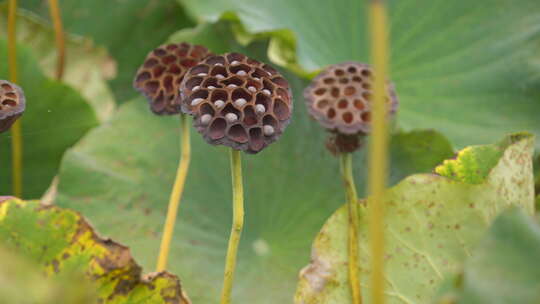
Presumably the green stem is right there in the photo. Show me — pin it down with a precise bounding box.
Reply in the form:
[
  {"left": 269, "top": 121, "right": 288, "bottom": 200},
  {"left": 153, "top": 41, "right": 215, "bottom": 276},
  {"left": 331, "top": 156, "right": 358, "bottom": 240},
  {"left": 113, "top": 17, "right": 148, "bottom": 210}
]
[
  {"left": 367, "top": 0, "right": 390, "bottom": 303},
  {"left": 220, "top": 149, "right": 244, "bottom": 304},
  {"left": 8, "top": 0, "right": 23, "bottom": 198},
  {"left": 156, "top": 115, "right": 191, "bottom": 271},
  {"left": 340, "top": 153, "right": 362, "bottom": 304},
  {"left": 47, "top": 0, "right": 66, "bottom": 80}
]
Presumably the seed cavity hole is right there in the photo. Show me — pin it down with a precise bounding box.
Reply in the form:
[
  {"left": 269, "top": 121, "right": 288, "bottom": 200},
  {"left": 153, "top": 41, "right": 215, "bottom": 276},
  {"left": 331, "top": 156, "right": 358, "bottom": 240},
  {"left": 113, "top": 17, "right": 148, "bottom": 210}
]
[
  {"left": 228, "top": 125, "right": 249, "bottom": 143},
  {"left": 209, "top": 118, "right": 227, "bottom": 139}
]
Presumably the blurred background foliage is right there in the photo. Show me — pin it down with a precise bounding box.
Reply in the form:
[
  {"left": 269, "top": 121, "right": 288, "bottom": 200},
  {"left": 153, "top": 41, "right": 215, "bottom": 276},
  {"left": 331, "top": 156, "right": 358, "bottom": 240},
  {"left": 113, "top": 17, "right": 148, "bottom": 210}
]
[{"left": 0, "top": 0, "right": 539, "bottom": 303}]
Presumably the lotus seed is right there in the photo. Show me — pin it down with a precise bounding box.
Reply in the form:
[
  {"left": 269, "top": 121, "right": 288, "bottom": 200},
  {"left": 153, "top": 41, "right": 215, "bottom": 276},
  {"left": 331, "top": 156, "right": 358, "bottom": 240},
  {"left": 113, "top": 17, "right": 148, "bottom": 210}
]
[
  {"left": 200, "top": 114, "right": 212, "bottom": 125},
  {"left": 248, "top": 86, "right": 257, "bottom": 92},
  {"left": 207, "top": 86, "right": 216, "bottom": 89},
  {"left": 197, "top": 73, "right": 207, "bottom": 76},
  {"left": 262, "top": 89, "right": 271, "bottom": 96},
  {"left": 237, "top": 70, "right": 247, "bottom": 76},
  {"left": 191, "top": 98, "right": 204, "bottom": 106},
  {"left": 214, "top": 100, "right": 225, "bottom": 108},
  {"left": 192, "top": 85, "right": 201, "bottom": 91},
  {"left": 263, "top": 125, "right": 275, "bottom": 136},
  {"left": 225, "top": 113, "right": 238, "bottom": 123},
  {"left": 255, "top": 104, "right": 266, "bottom": 114},
  {"left": 231, "top": 60, "right": 240, "bottom": 65},
  {"left": 227, "top": 84, "right": 238, "bottom": 88},
  {"left": 216, "top": 74, "right": 225, "bottom": 79},
  {"left": 215, "top": 63, "right": 223, "bottom": 66},
  {"left": 234, "top": 98, "right": 247, "bottom": 107}
]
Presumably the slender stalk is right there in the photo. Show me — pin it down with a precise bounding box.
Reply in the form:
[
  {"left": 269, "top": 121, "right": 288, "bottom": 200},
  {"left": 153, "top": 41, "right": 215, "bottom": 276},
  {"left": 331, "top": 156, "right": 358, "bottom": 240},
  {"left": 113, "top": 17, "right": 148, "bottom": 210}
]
[
  {"left": 47, "top": 0, "right": 66, "bottom": 80},
  {"left": 8, "top": 0, "right": 23, "bottom": 198},
  {"left": 340, "top": 153, "right": 362, "bottom": 304},
  {"left": 156, "top": 115, "right": 191, "bottom": 271},
  {"left": 220, "top": 149, "right": 244, "bottom": 304},
  {"left": 367, "top": 0, "right": 390, "bottom": 303}
]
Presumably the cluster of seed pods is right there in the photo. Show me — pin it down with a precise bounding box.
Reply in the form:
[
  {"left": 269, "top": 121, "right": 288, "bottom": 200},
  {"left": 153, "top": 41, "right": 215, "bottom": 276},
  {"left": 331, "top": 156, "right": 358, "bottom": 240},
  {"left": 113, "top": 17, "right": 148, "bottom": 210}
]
[
  {"left": 133, "top": 42, "right": 212, "bottom": 115},
  {"left": 0, "top": 80, "right": 25, "bottom": 133},
  {"left": 304, "top": 62, "right": 398, "bottom": 153},
  {"left": 178, "top": 53, "right": 293, "bottom": 154}
]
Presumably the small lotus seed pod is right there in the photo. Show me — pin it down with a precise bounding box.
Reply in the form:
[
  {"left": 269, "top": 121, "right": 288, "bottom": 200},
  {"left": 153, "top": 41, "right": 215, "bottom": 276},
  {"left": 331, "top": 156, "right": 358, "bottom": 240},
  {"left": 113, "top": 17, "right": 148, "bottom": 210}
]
[
  {"left": 0, "top": 80, "right": 25, "bottom": 134},
  {"left": 304, "top": 62, "right": 398, "bottom": 136},
  {"left": 326, "top": 133, "right": 363, "bottom": 155},
  {"left": 133, "top": 42, "right": 212, "bottom": 115},
  {"left": 178, "top": 52, "right": 293, "bottom": 153}
]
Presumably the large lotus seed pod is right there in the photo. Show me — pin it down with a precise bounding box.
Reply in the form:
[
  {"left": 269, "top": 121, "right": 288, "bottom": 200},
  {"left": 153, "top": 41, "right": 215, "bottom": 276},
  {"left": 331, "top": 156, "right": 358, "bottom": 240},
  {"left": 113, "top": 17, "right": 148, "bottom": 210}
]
[
  {"left": 178, "top": 53, "right": 293, "bottom": 154},
  {"left": 133, "top": 42, "right": 212, "bottom": 115},
  {"left": 0, "top": 80, "right": 25, "bottom": 134},
  {"left": 304, "top": 62, "right": 398, "bottom": 135}
]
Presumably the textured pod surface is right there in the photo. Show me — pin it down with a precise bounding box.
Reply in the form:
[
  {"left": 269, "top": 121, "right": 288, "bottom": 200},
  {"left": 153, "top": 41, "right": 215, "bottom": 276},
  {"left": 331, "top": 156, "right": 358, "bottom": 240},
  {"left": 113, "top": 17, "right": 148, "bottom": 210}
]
[
  {"left": 326, "top": 133, "right": 363, "bottom": 155},
  {"left": 133, "top": 43, "right": 212, "bottom": 115},
  {"left": 304, "top": 62, "right": 398, "bottom": 135},
  {"left": 0, "top": 80, "right": 25, "bottom": 133},
  {"left": 178, "top": 53, "right": 293, "bottom": 153}
]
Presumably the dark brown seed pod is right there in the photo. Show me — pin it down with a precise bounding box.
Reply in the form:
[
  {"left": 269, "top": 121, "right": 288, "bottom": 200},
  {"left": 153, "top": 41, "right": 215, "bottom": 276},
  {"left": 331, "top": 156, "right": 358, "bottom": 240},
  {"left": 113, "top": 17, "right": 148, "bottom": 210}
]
[
  {"left": 178, "top": 53, "right": 293, "bottom": 154},
  {"left": 0, "top": 80, "right": 25, "bottom": 134},
  {"left": 304, "top": 62, "right": 398, "bottom": 136},
  {"left": 133, "top": 42, "right": 212, "bottom": 115},
  {"left": 326, "top": 133, "right": 364, "bottom": 155}
]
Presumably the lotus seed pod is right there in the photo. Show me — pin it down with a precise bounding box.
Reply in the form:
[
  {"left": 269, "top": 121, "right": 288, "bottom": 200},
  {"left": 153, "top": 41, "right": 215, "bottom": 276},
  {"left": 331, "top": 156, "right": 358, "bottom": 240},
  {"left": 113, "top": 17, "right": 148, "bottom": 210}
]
[
  {"left": 133, "top": 42, "right": 212, "bottom": 115},
  {"left": 0, "top": 80, "right": 25, "bottom": 134},
  {"left": 304, "top": 62, "right": 398, "bottom": 136},
  {"left": 326, "top": 133, "right": 363, "bottom": 155},
  {"left": 178, "top": 53, "right": 293, "bottom": 153}
]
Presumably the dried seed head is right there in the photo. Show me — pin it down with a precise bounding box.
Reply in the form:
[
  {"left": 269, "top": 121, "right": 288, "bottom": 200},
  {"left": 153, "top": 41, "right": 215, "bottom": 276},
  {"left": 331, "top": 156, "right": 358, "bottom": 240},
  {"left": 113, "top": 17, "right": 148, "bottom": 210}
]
[
  {"left": 304, "top": 62, "right": 398, "bottom": 136},
  {"left": 178, "top": 53, "right": 294, "bottom": 153},
  {"left": 326, "top": 133, "right": 364, "bottom": 155},
  {"left": 0, "top": 80, "right": 25, "bottom": 134},
  {"left": 133, "top": 42, "right": 212, "bottom": 115}
]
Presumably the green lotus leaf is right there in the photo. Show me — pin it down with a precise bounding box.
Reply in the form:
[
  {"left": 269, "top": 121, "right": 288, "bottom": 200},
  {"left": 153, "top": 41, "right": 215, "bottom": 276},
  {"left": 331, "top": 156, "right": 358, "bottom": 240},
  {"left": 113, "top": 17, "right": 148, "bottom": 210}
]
[
  {"left": 0, "top": 197, "right": 191, "bottom": 304},
  {"left": 434, "top": 208, "right": 540, "bottom": 304},
  {"left": 178, "top": 0, "right": 540, "bottom": 148},
  {"left": 52, "top": 21, "right": 458, "bottom": 302},
  {"left": 18, "top": 0, "right": 194, "bottom": 101},
  {"left": 0, "top": 245, "right": 95, "bottom": 304},
  {"left": 295, "top": 133, "right": 535, "bottom": 303},
  {"left": 0, "top": 5, "right": 116, "bottom": 121},
  {"left": 0, "top": 40, "right": 98, "bottom": 198}
]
